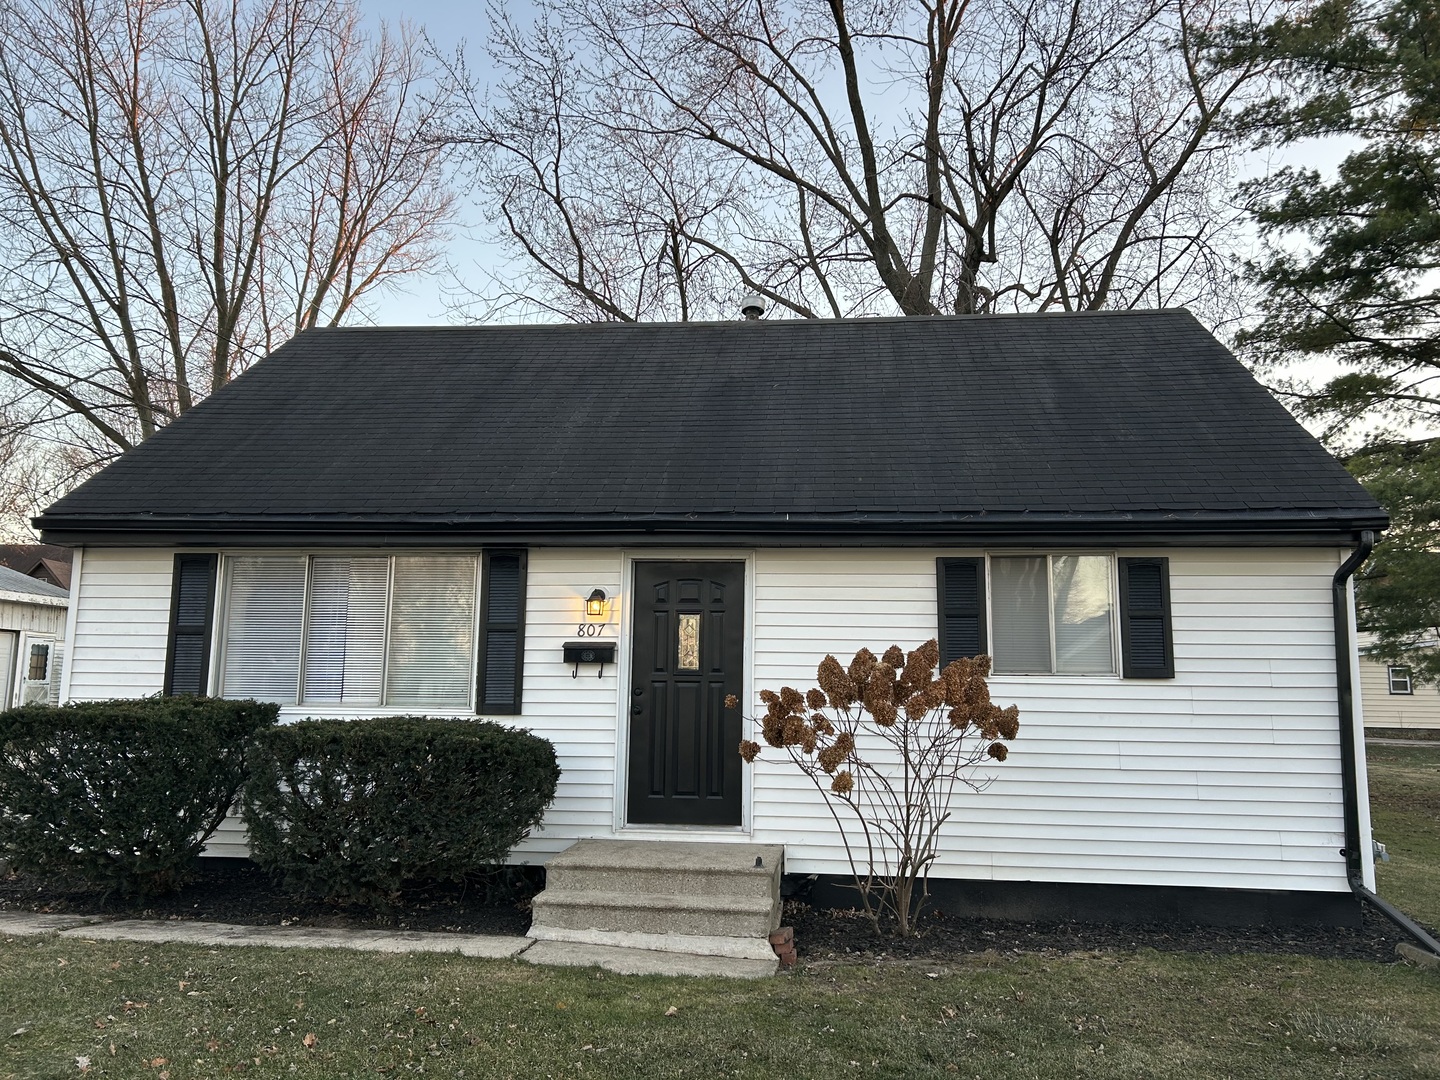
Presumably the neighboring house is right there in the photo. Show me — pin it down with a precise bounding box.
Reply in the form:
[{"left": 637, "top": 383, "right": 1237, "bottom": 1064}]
[
  {"left": 0, "top": 543, "right": 73, "bottom": 590},
  {"left": 35, "top": 312, "right": 1389, "bottom": 925},
  {"left": 0, "top": 564, "right": 68, "bottom": 709},
  {"left": 1358, "top": 634, "right": 1440, "bottom": 730}
]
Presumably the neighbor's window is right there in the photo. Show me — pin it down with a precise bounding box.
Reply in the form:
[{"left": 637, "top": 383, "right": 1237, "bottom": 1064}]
[
  {"left": 1388, "top": 666, "right": 1413, "bottom": 695},
  {"left": 220, "top": 554, "right": 477, "bottom": 707},
  {"left": 990, "top": 555, "right": 1115, "bottom": 675},
  {"left": 26, "top": 643, "right": 49, "bottom": 681}
]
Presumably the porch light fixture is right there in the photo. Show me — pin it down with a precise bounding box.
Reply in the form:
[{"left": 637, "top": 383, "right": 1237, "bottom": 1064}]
[{"left": 586, "top": 589, "right": 608, "bottom": 618}]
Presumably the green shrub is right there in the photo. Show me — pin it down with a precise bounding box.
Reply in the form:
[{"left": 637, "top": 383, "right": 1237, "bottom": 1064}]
[
  {"left": 0, "top": 697, "right": 279, "bottom": 897},
  {"left": 242, "top": 717, "right": 559, "bottom": 906}
]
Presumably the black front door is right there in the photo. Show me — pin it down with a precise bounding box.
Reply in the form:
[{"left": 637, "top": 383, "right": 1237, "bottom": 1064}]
[{"left": 627, "top": 561, "right": 745, "bottom": 826}]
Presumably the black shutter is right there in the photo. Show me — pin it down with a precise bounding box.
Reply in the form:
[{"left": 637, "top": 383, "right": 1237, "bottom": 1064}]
[
  {"left": 1119, "top": 557, "right": 1174, "bottom": 679},
  {"left": 937, "top": 558, "right": 986, "bottom": 665},
  {"left": 477, "top": 550, "right": 527, "bottom": 714},
  {"left": 164, "top": 554, "right": 218, "bottom": 695}
]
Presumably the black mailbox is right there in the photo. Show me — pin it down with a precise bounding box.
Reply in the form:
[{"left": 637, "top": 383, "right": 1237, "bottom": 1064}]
[{"left": 563, "top": 641, "right": 616, "bottom": 677}]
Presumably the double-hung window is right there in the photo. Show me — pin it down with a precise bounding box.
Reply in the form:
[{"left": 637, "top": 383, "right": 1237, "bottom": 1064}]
[
  {"left": 218, "top": 554, "right": 478, "bottom": 707},
  {"left": 1387, "top": 666, "right": 1413, "bottom": 695},
  {"left": 938, "top": 554, "right": 1173, "bottom": 679}
]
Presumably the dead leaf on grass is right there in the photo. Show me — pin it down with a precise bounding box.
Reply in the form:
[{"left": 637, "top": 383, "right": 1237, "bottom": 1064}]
[
  {"left": 74, "top": 1056, "right": 90, "bottom": 1073},
  {"left": 664, "top": 1006, "right": 679, "bottom": 1017},
  {"left": 303, "top": 1033, "right": 318, "bottom": 1049}
]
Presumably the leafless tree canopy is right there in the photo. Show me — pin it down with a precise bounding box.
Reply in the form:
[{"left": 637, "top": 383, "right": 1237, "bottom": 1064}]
[
  {"left": 451, "top": 0, "right": 1276, "bottom": 322},
  {"left": 0, "top": 0, "right": 455, "bottom": 477}
]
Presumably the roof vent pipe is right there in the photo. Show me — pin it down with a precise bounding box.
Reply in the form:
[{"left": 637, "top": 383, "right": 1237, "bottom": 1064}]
[{"left": 739, "top": 294, "right": 766, "bottom": 320}]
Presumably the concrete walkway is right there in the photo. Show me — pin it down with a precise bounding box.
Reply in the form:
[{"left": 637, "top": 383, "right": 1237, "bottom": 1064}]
[
  {"left": 1367, "top": 737, "right": 1440, "bottom": 747},
  {"left": 0, "top": 911, "right": 777, "bottom": 978}
]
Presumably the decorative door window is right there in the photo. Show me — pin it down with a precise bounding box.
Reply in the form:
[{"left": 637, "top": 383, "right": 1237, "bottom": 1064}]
[{"left": 677, "top": 613, "right": 700, "bottom": 671}]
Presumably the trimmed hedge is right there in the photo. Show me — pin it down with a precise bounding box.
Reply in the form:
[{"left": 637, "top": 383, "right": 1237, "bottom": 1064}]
[
  {"left": 242, "top": 717, "right": 560, "bottom": 906},
  {"left": 0, "top": 697, "right": 278, "bottom": 897}
]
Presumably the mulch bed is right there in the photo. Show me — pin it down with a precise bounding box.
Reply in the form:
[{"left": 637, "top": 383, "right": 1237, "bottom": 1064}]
[
  {"left": 785, "top": 901, "right": 1411, "bottom": 965},
  {"left": 0, "top": 860, "right": 536, "bottom": 937},
  {"left": 0, "top": 860, "right": 1417, "bottom": 965}
]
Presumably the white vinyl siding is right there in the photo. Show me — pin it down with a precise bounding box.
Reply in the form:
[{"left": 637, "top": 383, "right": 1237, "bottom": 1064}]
[
  {"left": 63, "top": 543, "right": 1361, "bottom": 892},
  {"left": 64, "top": 548, "right": 172, "bottom": 700},
  {"left": 750, "top": 547, "right": 1351, "bottom": 892}
]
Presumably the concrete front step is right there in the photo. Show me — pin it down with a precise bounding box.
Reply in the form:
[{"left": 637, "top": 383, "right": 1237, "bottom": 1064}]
[
  {"left": 532, "top": 888, "right": 777, "bottom": 939},
  {"left": 543, "top": 839, "right": 783, "bottom": 901},
  {"left": 529, "top": 839, "right": 785, "bottom": 955}
]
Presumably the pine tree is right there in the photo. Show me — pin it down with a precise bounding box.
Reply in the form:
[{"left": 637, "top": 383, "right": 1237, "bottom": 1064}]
[{"left": 1225, "top": 0, "right": 1440, "bottom": 673}]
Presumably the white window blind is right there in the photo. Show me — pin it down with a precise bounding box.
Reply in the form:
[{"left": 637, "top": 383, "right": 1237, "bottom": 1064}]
[
  {"left": 991, "top": 557, "right": 1050, "bottom": 674},
  {"left": 304, "top": 557, "right": 388, "bottom": 704},
  {"left": 222, "top": 556, "right": 306, "bottom": 702},
  {"left": 385, "top": 556, "right": 476, "bottom": 707}
]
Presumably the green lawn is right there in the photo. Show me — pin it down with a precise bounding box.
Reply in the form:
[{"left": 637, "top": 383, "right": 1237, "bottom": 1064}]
[
  {"left": 1, "top": 745, "right": 1437, "bottom": 1080},
  {"left": 1, "top": 936, "right": 1438, "bottom": 1080},
  {"left": 1369, "top": 740, "right": 1440, "bottom": 932}
]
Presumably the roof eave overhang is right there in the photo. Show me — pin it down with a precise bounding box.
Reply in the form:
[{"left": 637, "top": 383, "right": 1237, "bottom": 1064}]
[{"left": 35, "top": 510, "right": 1391, "bottom": 549}]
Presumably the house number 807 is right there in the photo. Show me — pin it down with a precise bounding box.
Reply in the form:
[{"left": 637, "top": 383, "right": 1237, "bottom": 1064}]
[{"left": 575, "top": 623, "right": 605, "bottom": 637}]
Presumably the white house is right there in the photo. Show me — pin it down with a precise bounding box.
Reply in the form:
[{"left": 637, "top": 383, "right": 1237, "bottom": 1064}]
[
  {"left": 36, "top": 311, "right": 1388, "bottom": 926},
  {"left": 0, "top": 563, "right": 67, "bottom": 709}
]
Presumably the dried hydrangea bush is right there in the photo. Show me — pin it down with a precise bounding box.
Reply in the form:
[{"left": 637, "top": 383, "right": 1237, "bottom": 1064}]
[{"left": 728, "top": 639, "right": 1019, "bottom": 936}]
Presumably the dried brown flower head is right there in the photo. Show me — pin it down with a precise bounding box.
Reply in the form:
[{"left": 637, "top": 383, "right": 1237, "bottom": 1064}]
[
  {"left": 940, "top": 666, "right": 963, "bottom": 708},
  {"left": 759, "top": 689, "right": 779, "bottom": 707},
  {"left": 779, "top": 686, "right": 805, "bottom": 713},
  {"left": 817, "top": 655, "right": 857, "bottom": 708},
  {"left": 905, "top": 683, "right": 945, "bottom": 719},
  {"left": 898, "top": 639, "right": 940, "bottom": 697},
  {"left": 811, "top": 713, "right": 834, "bottom": 736},
  {"left": 871, "top": 700, "right": 898, "bottom": 727},
  {"left": 833, "top": 732, "right": 855, "bottom": 757},
  {"left": 762, "top": 715, "right": 785, "bottom": 747},
  {"left": 782, "top": 715, "right": 811, "bottom": 746},
  {"left": 881, "top": 645, "right": 905, "bottom": 668},
  {"left": 947, "top": 706, "right": 969, "bottom": 731},
  {"left": 724, "top": 694, "right": 739, "bottom": 710},
  {"left": 987, "top": 742, "right": 1009, "bottom": 761},
  {"left": 848, "top": 648, "right": 878, "bottom": 691},
  {"left": 806, "top": 688, "right": 827, "bottom": 710},
  {"left": 739, "top": 739, "right": 761, "bottom": 763},
  {"left": 862, "top": 662, "right": 898, "bottom": 715},
  {"left": 817, "top": 743, "right": 846, "bottom": 773},
  {"left": 831, "top": 770, "right": 854, "bottom": 795},
  {"left": 997, "top": 705, "right": 1020, "bottom": 741}
]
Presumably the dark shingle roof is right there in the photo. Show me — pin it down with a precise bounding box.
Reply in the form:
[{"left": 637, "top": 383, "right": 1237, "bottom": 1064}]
[{"left": 36, "top": 311, "right": 1385, "bottom": 544}]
